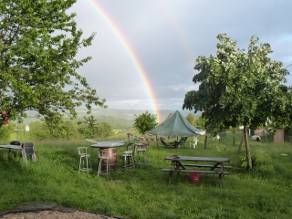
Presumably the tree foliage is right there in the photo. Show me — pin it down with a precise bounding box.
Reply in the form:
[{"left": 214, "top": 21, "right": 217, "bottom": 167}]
[
  {"left": 79, "top": 115, "right": 98, "bottom": 138},
  {"left": 186, "top": 113, "right": 206, "bottom": 129},
  {"left": 186, "top": 113, "right": 197, "bottom": 126},
  {"left": 0, "top": 123, "right": 13, "bottom": 140},
  {"left": 134, "top": 112, "right": 157, "bottom": 135},
  {"left": 45, "top": 116, "right": 76, "bottom": 138},
  {"left": 78, "top": 115, "right": 112, "bottom": 138},
  {"left": 196, "top": 116, "right": 206, "bottom": 129},
  {"left": 183, "top": 34, "right": 290, "bottom": 169},
  {"left": 0, "top": 0, "right": 104, "bottom": 127}
]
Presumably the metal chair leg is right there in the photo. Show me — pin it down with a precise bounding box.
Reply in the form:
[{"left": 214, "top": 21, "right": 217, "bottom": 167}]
[
  {"left": 88, "top": 157, "right": 91, "bottom": 171},
  {"left": 143, "top": 151, "right": 146, "bottom": 163},
  {"left": 81, "top": 157, "right": 85, "bottom": 172},
  {"left": 131, "top": 155, "right": 135, "bottom": 168},
  {"left": 97, "top": 158, "right": 102, "bottom": 176},
  {"left": 86, "top": 156, "right": 89, "bottom": 173},
  {"left": 79, "top": 156, "right": 82, "bottom": 172},
  {"left": 124, "top": 156, "right": 127, "bottom": 169},
  {"left": 106, "top": 159, "right": 109, "bottom": 176}
]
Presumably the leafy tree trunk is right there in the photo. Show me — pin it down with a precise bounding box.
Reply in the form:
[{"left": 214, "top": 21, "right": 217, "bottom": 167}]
[
  {"left": 204, "top": 133, "right": 208, "bottom": 149},
  {"left": 243, "top": 126, "right": 252, "bottom": 169}
]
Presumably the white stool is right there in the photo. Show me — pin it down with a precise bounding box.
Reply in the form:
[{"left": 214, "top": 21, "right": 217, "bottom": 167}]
[
  {"left": 97, "top": 150, "right": 111, "bottom": 176},
  {"left": 135, "top": 143, "right": 147, "bottom": 164},
  {"left": 78, "top": 147, "right": 91, "bottom": 173},
  {"left": 122, "top": 143, "right": 135, "bottom": 168}
]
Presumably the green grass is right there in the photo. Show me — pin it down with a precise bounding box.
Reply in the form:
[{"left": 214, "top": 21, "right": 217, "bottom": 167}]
[{"left": 0, "top": 138, "right": 292, "bottom": 219}]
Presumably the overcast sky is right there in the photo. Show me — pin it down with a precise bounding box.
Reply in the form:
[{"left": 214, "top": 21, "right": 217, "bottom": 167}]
[{"left": 72, "top": 0, "right": 292, "bottom": 111}]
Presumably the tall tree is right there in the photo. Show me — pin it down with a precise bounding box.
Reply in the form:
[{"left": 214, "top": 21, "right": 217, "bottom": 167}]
[
  {"left": 0, "top": 0, "right": 104, "bottom": 126},
  {"left": 184, "top": 34, "right": 290, "bottom": 169}
]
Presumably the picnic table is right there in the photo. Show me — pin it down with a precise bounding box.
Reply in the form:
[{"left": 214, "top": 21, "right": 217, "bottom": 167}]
[
  {"left": 0, "top": 144, "right": 22, "bottom": 151},
  {"left": 0, "top": 144, "right": 22, "bottom": 159},
  {"left": 162, "top": 155, "right": 230, "bottom": 182}
]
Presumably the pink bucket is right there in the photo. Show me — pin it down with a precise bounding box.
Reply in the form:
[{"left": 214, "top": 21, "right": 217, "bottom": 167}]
[{"left": 189, "top": 172, "right": 201, "bottom": 183}]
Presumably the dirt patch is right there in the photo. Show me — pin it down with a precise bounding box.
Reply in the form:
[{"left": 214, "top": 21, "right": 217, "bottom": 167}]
[
  {"left": 1, "top": 210, "right": 114, "bottom": 219},
  {"left": 0, "top": 203, "right": 119, "bottom": 219}
]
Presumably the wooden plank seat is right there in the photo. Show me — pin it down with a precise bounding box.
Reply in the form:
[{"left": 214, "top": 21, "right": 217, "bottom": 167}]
[
  {"left": 122, "top": 150, "right": 133, "bottom": 155},
  {"left": 136, "top": 148, "right": 146, "bottom": 152},
  {"left": 161, "top": 168, "right": 229, "bottom": 174},
  {"left": 182, "top": 163, "right": 232, "bottom": 169}
]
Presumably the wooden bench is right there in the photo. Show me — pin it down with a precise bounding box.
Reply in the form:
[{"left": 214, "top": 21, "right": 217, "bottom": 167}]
[
  {"left": 161, "top": 168, "right": 229, "bottom": 184},
  {"left": 163, "top": 155, "right": 231, "bottom": 183},
  {"left": 182, "top": 164, "right": 233, "bottom": 169},
  {"left": 161, "top": 168, "right": 229, "bottom": 174}
]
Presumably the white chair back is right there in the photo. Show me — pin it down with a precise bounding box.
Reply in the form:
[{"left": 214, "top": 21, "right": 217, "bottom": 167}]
[{"left": 78, "top": 147, "right": 88, "bottom": 156}]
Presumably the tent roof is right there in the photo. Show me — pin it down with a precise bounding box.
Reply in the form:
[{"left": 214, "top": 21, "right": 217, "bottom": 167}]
[{"left": 148, "top": 111, "right": 205, "bottom": 137}]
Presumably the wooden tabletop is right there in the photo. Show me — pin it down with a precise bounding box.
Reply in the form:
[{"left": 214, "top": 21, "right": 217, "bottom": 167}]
[
  {"left": 165, "top": 155, "right": 230, "bottom": 162},
  {"left": 91, "top": 140, "right": 125, "bottom": 149},
  {"left": 0, "top": 144, "right": 22, "bottom": 150}
]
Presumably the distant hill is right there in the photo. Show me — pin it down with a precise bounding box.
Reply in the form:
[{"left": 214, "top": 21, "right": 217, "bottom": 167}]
[
  {"left": 23, "top": 108, "right": 199, "bottom": 129},
  {"left": 76, "top": 108, "right": 174, "bottom": 129},
  {"left": 76, "top": 108, "right": 199, "bottom": 129}
]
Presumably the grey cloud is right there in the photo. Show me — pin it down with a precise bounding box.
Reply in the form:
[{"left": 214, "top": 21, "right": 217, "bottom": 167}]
[{"left": 72, "top": 0, "right": 292, "bottom": 110}]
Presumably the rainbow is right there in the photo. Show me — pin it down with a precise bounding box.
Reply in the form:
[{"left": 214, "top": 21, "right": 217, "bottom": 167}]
[{"left": 88, "top": 0, "right": 162, "bottom": 123}]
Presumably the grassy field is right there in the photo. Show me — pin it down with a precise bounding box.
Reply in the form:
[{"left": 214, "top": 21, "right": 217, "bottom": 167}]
[{"left": 0, "top": 138, "right": 292, "bottom": 219}]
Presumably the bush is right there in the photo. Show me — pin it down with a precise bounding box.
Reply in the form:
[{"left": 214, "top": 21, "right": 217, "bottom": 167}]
[
  {"left": 29, "top": 121, "right": 50, "bottom": 140},
  {"left": 0, "top": 124, "right": 14, "bottom": 142},
  {"left": 47, "top": 120, "right": 78, "bottom": 139},
  {"left": 77, "top": 115, "right": 113, "bottom": 138},
  {"left": 186, "top": 113, "right": 197, "bottom": 126},
  {"left": 29, "top": 119, "right": 80, "bottom": 140},
  {"left": 134, "top": 112, "right": 157, "bottom": 135},
  {"left": 96, "top": 122, "right": 113, "bottom": 137}
]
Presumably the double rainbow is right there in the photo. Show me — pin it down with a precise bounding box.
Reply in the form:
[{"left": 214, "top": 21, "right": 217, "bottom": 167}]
[{"left": 89, "top": 0, "right": 162, "bottom": 123}]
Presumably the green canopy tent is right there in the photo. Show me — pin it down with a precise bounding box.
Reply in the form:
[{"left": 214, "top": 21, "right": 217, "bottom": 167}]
[{"left": 147, "top": 111, "right": 205, "bottom": 147}]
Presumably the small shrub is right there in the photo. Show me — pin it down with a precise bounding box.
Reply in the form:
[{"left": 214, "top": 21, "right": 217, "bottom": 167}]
[
  {"left": 0, "top": 124, "right": 14, "bottom": 141},
  {"left": 134, "top": 112, "right": 157, "bottom": 135},
  {"left": 77, "top": 115, "right": 113, "bottom": 138}
]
